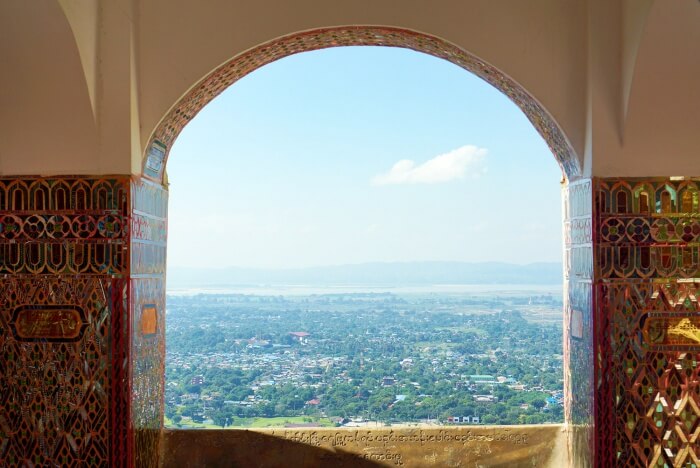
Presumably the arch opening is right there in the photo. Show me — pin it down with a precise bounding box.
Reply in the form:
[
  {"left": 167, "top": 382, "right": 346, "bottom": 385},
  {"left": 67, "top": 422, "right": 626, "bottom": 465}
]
[{"left": 163, "top": 40, "right": 569, "bottom": 448}]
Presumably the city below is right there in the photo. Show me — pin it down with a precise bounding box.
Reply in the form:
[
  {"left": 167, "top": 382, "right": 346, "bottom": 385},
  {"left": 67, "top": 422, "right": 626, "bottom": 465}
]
[{"left": 165, "top": 284, "right": 564, "bottom": 429}]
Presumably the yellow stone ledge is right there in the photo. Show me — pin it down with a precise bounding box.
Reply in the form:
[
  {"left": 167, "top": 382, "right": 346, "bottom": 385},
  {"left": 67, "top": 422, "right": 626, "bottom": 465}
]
[{"left": 162, "top": 424, "right": 568, "bottom": 467}]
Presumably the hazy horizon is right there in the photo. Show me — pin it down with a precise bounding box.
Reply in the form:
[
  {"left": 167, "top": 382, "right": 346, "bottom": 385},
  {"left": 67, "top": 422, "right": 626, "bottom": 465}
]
[
  {"left": 169, "top": 259, "right": 562, "bottom": 270},
  {"left": 166, "top": 261, "right": 564, "bottom": 292}
]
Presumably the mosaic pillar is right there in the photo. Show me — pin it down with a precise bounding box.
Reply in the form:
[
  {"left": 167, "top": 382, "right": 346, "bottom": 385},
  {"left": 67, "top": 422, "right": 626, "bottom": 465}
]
[
  {"left": 0, "top": 176, "right": 167, "bottom": 467},
  {"left": 130, "top": 178, "right": 167, "bottom": 468},
  {"left": 594, "top": 178, "right": 700, "bottom": 467},
  {"left": 563, "top": 178, "right": 595, "bottom": 466}
]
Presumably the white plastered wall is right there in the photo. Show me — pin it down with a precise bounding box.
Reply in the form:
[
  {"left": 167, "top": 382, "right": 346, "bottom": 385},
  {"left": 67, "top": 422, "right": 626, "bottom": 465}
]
[{"left": 1, "top": 0, "right": 699, "bottom": 178}]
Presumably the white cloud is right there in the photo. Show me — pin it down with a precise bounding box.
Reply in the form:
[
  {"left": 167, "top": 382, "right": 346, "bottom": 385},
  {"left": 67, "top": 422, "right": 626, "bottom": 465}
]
[{"left": 372, "top": 145, "right": 487, "bottom": 186}]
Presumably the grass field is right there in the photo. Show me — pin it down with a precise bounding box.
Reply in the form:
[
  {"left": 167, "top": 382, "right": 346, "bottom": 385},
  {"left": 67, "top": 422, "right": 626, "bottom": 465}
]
[
  {"left": 165, "top": 415, "right": 335, "bottom": 429},
  {"left": 241, "top": 416, "right": 334, "bottom": 428}
]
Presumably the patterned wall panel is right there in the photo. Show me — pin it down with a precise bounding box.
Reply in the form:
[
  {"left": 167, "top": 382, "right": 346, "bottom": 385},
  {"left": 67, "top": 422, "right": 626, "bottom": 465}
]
[
  {"left": 0, "top": 178, "right": 131, "bottom": 467},
  {"left": 145, "top": 26, "right": 580, "bottom": 183},
  {"left": 595, "top": 178, "right": 700, "bottom": 468},
  {"left": 563, "top": 178, "right": 595, "bottom": 467},
  {"left": 130, "top": 178, "right": 168, "bottom": 468}
]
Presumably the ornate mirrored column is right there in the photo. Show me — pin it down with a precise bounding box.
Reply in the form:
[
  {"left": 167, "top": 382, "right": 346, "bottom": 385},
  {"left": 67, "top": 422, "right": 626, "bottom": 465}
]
[
  {"left": 563, "top": 178, "right": 595, "bottom": 466},
  {"left": 0, "top": 176, "right": 167, "bottom": 467},
  {"left": 594, "top": 178, "right": 700, "bottom": 467}
]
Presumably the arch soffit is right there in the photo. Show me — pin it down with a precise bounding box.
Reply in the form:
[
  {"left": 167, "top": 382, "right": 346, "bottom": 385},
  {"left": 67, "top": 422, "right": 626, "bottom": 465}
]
[{"left": 143, "top": 26, "right": 581, "bottom": 183}]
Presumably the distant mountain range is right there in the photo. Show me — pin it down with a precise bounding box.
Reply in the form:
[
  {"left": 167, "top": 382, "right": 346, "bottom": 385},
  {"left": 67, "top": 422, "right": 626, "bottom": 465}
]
[{"left": 167, "top": 261, "right": 563, "bottom": 288}]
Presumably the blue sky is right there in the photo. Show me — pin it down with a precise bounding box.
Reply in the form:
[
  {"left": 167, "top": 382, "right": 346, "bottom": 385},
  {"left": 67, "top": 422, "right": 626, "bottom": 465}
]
[{"left": 167, "top": 47, "right": 563, "bottom": 269}]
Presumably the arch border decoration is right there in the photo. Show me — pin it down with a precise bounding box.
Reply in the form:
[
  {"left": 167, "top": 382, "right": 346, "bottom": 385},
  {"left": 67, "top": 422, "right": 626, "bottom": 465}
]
[{"left": 143, "top": 26, "right": 580, "bottom": 182}]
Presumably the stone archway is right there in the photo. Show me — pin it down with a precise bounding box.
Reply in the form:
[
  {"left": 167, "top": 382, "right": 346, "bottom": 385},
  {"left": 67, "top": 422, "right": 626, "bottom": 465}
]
[{"left": 142, "top": 25, "right": 592, "bottom": 466}]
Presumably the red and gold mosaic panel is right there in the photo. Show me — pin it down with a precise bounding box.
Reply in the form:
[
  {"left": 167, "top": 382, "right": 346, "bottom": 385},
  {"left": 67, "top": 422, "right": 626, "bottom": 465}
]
[
  {"left": 0, "top": 178, "right": 128, "bottom": 276},
  {"left": 145, "top": 26, "right": 580, "bottom": 183},
  {"left": 595, "top": 178, "right": 700, "bottom": 468},
  {"left": 0, "top": 177, "right": 131, "bottom": 467},
  {"left": 0, "top": 277, "right": 127, "bottom": 467}
]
